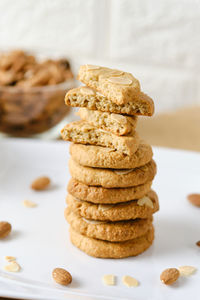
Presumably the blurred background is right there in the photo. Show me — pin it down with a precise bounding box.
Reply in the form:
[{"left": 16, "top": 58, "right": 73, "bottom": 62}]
[{"left": 0, "top": 0, "right": 200, "bottom": 150}]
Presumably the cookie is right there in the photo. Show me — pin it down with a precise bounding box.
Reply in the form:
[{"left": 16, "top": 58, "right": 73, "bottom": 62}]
[
  {"left": 69, "top": 158, "right": 156, "bottom": 188},
  {"left": 69, "top": 225, "right": 154, "bottom": 258},
  {"left": 65, "top": 208, "right": 153, "bottom": 242},
  {"left": 61, "top": 120, "right": 140, "bottom": 155},
  {"left": 77, "top": 108, "right": 137, "bottom": 136},
  {"left": 77, "top": 65, "right": 141, "bottom": 105},
  {"left": 65, "top": 86, "right": 154, "bottom": 116},
  {"left": 67, "top": 179, "right": 152, "bottom": 204},
  {"left": 66, "top": 190, "right": 159, "bottom": 221},
  {"left": 69, "top": 142, "right": 153, "bottom": 169}
]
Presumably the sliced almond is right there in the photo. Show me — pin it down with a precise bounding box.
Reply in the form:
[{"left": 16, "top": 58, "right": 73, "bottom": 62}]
[
  {"left": 122, "top": 275, "right": 139, "bottom": 287},
  {"left": 178, "top": 266, "right": 197, "bottom": 276},
  {"left": 114, "top": 169, "right": 134, "bottom": 175},
  {"left": 4, "top": 261, "right": 21, "bottom": 272},
  {"left": 137, "top": 196, "right": 154, "bottom": 209},
  {"left": 74, "top": 197, "right": 83, "bottom": 202},
  {"left": 23, "top": 200, "right": 37, "bottom": 208},
  {"left": 98, "top": 129, "right": 109, "bottom": 134},
  {"left": 98, "top": 204, "right": 114, "bottom": 211},
  {"left": 86, "top": 64, "right": 101, "bottom": 70},
  {"left": 111, "top": 113, "right": 128, "bottom": 124},
  {"left": 108, "top": 77, "right": 132, "bottom": 85},
  {"left": 100, "top": 147, "right": 114, "bottom": 153},
  {"left": 96, "top": 91, "right": 105, "bottom": 98},
  {"left": 80, "top": 87, "right": 95, "bottom": 95},
  {"left": 5, "top": 256, "right": 16, "bottom": 262},
  {"left": 82, "top": 218, "right": 106, "bottom": 225},
  {"left": 102, "top": 274, "right": 115, "bottom": 286},
  {"left": 160, "top": 268, "right": 180, "bottom": 285},
  {"left": 108, "top": 70, "right": 124, "bottom": 76}
]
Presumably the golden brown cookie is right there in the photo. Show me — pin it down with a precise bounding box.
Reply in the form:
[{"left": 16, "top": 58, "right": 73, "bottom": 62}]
[
  {"left": 77, "top": 108, "right": 137, "bottom": 136},
  {"left": 69, "top": 158, "right": 157, "bottom": 188},
  {"left": 66, "top": 190, "right": 159, "bottom": 221},
  {"left": 69, "top": 142, "right": 153, "bottom": 169},
  {"left": 69, "top": 225, "right": 154, "bottom": 258},
  {"left": 65, "top": 208, "right": 153, "bottom": 242},
  {"left": 77, "top": 65, "right": 141, "bottom": 105},
  {"left": 61, "top": 120, "right": 140, "bottom": 155},
  {"left": 65, "top": 86, "right": 154, "bottom": 116},
  {"left": 67, "top": 179, "right": 152, "bottom": 204}
]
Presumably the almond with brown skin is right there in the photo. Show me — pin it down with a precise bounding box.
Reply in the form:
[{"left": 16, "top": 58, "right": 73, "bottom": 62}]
[
  {"left": 52, "top": 268, "right": 72, "bottom": 286},
  {"left": 31, "top": 176, "right": 50, "bottom": 191},
  {"left": 196, "top": 240, "right": 200, "bottom": 247},
  {"left": 160, "top": 268, "right": 180, "bottom": 285},
  {"left": 0, "top": 221, "right": 12, "bottom": 239},
  {"left": 187, "top": 193, "right": 200, "bottom": 207}
]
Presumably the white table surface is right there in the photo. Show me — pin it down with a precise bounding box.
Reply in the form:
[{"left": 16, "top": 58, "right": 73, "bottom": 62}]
[{"left": 0, "top": 138, "right": 200, "bottom": 300}]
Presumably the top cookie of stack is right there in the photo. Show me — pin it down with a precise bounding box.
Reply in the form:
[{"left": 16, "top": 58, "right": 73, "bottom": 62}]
[
  {"left": 65, "top": 64, "right": 154, "bottom": 115},
  {"left": 62, "top": 65, "right": 154, "bottom": 157}
]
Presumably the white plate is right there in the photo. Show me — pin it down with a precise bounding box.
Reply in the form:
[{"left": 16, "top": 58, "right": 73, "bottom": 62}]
[{"left": 0, "top": 138, "right": 200, "bottom": 300}]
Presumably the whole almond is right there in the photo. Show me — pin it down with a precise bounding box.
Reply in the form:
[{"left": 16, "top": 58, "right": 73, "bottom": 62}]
[
  {"left": 31, "top": 176, "right": 50, "bottom": 191},
  {"left": 160, "top": 268, "right": 180, "bottom": 285},
  {"left": 187, "top": 193, "right": 200, "bottom": 207},
  {"left": 52, "top": 268, "right": 72, "bottom": 286},
  {"left": 0, "top": 221, "right": 12, "bottom": 239},
  {"left": 196, "top": 240, "right": 200, "bottom": 247}
]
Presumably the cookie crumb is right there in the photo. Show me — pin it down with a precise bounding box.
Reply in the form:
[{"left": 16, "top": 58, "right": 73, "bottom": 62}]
[
  {"left": 178, "top": 266, "right": 197, "bottom": 276},
  {"left": 122, "top": 275, "right": 139, "bottom": 287},
  {"left": 102, "top": 274, "right": 115, "bottom": 286}
]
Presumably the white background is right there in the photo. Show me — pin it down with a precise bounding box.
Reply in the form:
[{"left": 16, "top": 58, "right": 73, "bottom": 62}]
[{"left": 0, "top": 0, "right": 200, "bottom": 112}]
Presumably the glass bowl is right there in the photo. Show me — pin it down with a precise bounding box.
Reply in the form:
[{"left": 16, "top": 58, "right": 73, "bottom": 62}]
[{"left": 0, "top": 79, "right": 75, "bottom": 137}]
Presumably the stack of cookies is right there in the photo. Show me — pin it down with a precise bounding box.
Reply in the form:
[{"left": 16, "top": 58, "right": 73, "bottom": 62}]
[{"left": 61, "top": 65, "right": 159, "bottom": 258}]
